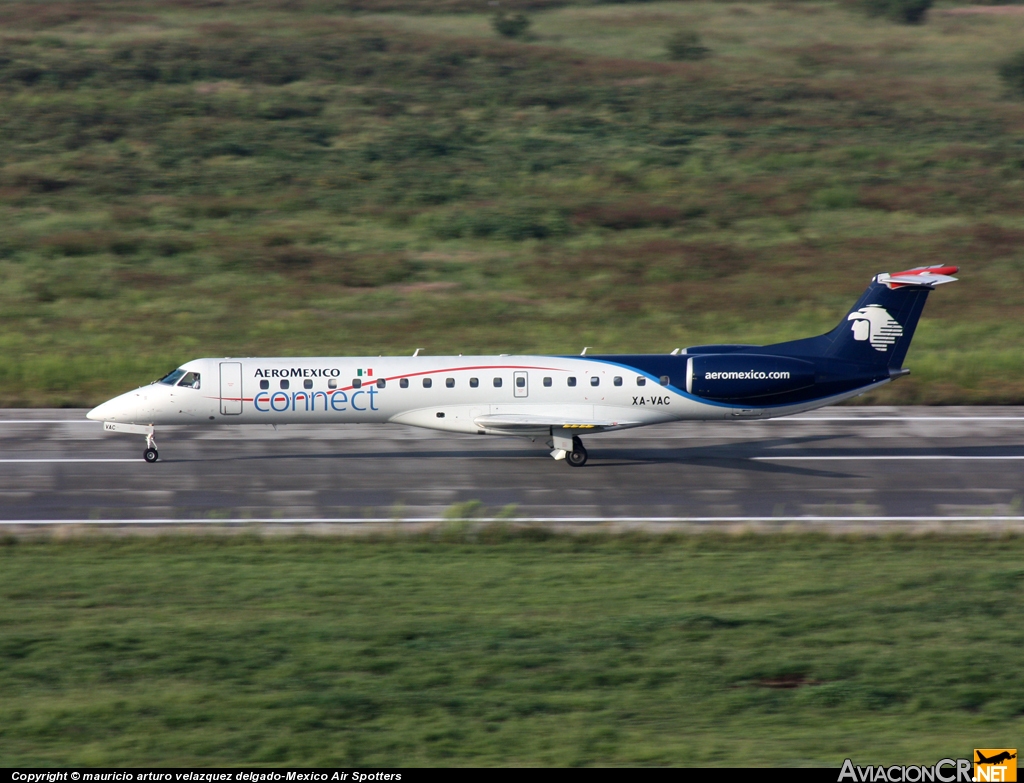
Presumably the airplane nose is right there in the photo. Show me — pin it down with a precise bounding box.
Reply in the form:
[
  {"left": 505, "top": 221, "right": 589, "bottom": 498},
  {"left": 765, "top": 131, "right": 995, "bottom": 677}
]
[
  {"left": 87, "top": 400, "right": 113, "bottom": 421},
  {"left": 87, "top": 394, "right": 137, "bottom": 422}
]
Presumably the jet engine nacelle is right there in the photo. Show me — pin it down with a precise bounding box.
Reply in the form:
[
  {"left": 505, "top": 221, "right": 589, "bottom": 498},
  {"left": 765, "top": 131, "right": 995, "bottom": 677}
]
[{"left": 686, "top": 354, "right": 816, "bottom": 401}]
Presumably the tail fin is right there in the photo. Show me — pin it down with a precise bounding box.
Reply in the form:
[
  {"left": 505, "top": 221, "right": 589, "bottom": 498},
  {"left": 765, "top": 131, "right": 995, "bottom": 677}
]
[{"left": 771, "top": 266, "right": 958, "bottom": 368}]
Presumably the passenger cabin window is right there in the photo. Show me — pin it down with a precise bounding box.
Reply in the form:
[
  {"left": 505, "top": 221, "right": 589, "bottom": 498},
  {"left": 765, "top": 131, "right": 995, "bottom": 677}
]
[
  {"left": 260, "top": 380, "right": 269, "bottom": 390},
  {"left": 470, "top": 377, "right": 479, "bottom": 388},
  {"left": 158, "top": 369, "right": 186, "bottom": 386},
  {"left": 567, "top": 377, "right": 577, "bottom": 387},
  {"left": 178, "top": 372, "right": 200, "bottom": 389},
  {"left": 423, "top": 378, "right": 432, "bottom": 388},
  {"left": 446, "top": 378, "right": 455, "bottom": 388},
  {"left": 400, "top": 378, "right": 409, "bottom": 388},
  {"left": 636, "top": 377, "right": 646, "bottom": 387},
  {"left": 493, "top": 377, "right": 502, "bottom": 388},
  {"left": 516, "top": 376, "right": 526, "bottom": 388},
  {"left": 280, "top": 379, "right": 290, "bottom": 390},
  {"left": 660, "top": 376, "right": 670, "bottom": 386},
  {"left": 543, "top": 377, "right": 552, "bottom": 387},
  {"left": 328, "top": 379, "right": 338, "bottom": 389},
  {"left": 377, "top": 378, "right": 386, "bottom": 389},
  {"left": 304, "top": 379, "right": 313, "bottom": 390},
  {"left": 614, "top": 376, "right": 622, "bottom": 387},
  {"left": 352, "top": 378, "right": 361, "bottom": 389},
  {"left": 590, "top": 377, "right": 599, "bottom": 387}
]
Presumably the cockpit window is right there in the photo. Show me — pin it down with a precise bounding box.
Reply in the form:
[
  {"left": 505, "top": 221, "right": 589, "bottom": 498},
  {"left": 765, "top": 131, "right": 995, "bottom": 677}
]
[
  {"left": 177, "top": 372, "right": 200, "bottom": 389},
  {"left": 158, "top": 369, "right": 186, "bottom": 386}
]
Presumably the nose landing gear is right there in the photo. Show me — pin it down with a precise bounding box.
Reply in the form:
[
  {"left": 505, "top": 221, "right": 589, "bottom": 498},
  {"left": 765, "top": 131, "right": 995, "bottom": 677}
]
[
  {"left": 100, "top": 421, "right": 160, "bottom": 463},
  {"left": 144, "top": 432, "right": 159, "bottom": 463}
]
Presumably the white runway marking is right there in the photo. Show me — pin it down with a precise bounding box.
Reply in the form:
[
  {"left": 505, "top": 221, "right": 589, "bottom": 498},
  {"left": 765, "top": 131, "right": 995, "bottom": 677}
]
[
  {"left": 1, "top": 456, "right": 1022, "bottom": 464},
  {"left": 0, "top": 459, "right": 139, "bottom": 463},
  {"left": 1, "top": 516, "right": 1024, "bottom": 525},
  {"left": 0, "top": 420, "right": 98, "bottom": 424},
  {"left": 781, "top": 417, "right": 1024, "bottom": 422},
  {"left": 755, "top": 455, "right": 1024, "bottom": 461}
]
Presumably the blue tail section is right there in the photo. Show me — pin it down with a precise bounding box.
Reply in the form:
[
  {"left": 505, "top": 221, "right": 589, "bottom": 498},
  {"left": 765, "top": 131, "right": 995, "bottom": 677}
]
[
  {"left": 763, "top": 267, "right": 957, "bottom": 369},
  {"left": 592, "top": 266, "right": 956, "bottom": 409}
]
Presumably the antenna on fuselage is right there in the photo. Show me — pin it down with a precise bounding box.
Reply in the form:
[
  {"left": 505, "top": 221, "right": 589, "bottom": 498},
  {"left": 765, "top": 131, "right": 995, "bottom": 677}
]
[
  {"left": 581, "top": 347, "right": 590, "bottom": 356},
  {"left": 412, "top": 348, "right": 422, "bottom": 357},
  {"left": 670, "top": 348, "right": 681, "bottom": 355}
]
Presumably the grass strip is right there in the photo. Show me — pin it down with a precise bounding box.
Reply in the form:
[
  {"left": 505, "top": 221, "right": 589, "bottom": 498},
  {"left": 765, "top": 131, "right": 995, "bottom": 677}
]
[{"left": 1, "top": 533, "right": 1021, "bottom": 765}]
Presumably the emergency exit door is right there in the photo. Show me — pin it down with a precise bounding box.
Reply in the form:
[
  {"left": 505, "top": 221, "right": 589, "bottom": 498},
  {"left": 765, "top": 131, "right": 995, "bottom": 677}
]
[{"left": 220, "top": 362, "right": 243, "bottom": 415}]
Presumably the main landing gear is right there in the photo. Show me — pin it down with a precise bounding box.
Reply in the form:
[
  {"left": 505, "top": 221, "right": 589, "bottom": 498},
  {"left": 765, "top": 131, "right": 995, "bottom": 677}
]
[
  {"left": 566, "top": 436, "right": 588, "bottom": 468},
  {"left": 143, "top": 432, "right": 159, "bottom": 463},
  {"left": 552, "top": 430, "right": 589, "bottom": 467}
]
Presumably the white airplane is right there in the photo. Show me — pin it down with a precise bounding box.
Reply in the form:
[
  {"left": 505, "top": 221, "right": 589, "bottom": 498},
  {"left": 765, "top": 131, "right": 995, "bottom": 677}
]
[{"left": 88, "top": 266, "right": 958, "bottom": 466}]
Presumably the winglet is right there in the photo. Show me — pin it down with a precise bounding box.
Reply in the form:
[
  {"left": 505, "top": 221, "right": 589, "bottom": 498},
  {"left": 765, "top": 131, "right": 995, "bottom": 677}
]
[{"left": 876, "top": 265, "right": 959, "bottom": 290}]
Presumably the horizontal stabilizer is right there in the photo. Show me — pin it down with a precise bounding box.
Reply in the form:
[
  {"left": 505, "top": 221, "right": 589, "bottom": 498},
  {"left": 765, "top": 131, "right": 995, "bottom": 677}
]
[
  {"left": 877, "top": 265, "right": 959, "bottom": 289},
  {"left": 473, "top": 414, "right": 639, "bottom": 431}
]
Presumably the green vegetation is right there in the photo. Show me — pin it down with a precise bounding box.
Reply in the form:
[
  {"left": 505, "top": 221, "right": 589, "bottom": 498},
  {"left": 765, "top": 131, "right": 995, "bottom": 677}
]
[
  {"left": 2, "top": 1, "right": 1024, "bottom": 406},
  {"left": 999, "top": 50, "right": 1024, "bottom": 99},
  {"left": 860, "top": 0, "right": 933, "bottom": 25},
  {"left": 665, "top": 30, "right": 710, "bottom": 61},
  {"left": 1, "top": 533, "right": 1021, "bottom": 765},
  {"left": 492, "top": 12, "right": 532, "bottom": 39}
]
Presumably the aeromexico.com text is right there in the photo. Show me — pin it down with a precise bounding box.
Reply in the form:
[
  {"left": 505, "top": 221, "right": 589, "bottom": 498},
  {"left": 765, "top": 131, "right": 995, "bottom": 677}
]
[{"left": 704, "top": 370, "right": 791, "bottom": 380}]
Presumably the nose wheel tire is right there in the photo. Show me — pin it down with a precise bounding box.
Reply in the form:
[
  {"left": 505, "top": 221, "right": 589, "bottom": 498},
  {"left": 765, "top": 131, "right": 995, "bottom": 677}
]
[{"left": 144, "top": 448, "right": 159, "bottom": 463}]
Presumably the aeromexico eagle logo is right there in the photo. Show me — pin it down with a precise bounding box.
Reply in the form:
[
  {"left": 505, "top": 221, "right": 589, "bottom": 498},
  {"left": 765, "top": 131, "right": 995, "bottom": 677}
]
[{"left": 848, "top": 305, "right": 903, "bottom": 351}]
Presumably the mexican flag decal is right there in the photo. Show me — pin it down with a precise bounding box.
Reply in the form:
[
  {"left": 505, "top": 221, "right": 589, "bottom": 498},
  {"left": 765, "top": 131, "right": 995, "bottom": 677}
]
[{"left": 356, "top": 368, "right": 373, "bottom": 377}]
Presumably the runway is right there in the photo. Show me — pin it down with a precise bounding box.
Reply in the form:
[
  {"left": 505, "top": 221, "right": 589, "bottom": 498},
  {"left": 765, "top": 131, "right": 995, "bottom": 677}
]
[{"left": 2, "top": 407, "right": 1024, "bottom": 529}]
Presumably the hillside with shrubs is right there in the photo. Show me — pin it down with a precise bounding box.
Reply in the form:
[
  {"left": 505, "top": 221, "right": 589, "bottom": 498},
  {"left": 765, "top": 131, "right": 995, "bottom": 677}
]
[{"left": 2, "top": 1, "right": 1024, "bottom": 405}]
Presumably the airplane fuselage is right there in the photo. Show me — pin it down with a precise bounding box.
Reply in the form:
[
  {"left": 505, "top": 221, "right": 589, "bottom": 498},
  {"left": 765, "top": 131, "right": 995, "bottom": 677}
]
[{"left": 89, "top": 353, "right": 887, "bottom": 434}]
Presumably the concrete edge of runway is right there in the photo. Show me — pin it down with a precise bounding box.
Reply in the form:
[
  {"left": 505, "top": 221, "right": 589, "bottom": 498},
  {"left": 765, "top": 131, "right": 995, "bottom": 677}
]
[{"left": 3, "top": 516, "right": 1024, "bottom": 537}]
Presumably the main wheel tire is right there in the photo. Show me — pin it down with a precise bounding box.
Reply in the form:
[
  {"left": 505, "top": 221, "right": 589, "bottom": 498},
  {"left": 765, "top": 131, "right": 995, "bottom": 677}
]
[
  {"left": 144, "top": 448, "right": 159, "bottom": 463},
  {"left": 566, "top": 447, "right": 588, "bottom": 467}
]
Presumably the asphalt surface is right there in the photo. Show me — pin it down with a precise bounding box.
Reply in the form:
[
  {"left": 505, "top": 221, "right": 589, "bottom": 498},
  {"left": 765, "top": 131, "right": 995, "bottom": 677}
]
[{"left": 2, "top": 407, "right": 1024, "bottom": 529}]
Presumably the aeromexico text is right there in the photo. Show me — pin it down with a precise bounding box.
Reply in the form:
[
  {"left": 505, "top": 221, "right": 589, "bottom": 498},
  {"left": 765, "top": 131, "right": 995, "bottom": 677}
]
[{"left": 254, "top": 368, "right": 342, "bottom": 378}]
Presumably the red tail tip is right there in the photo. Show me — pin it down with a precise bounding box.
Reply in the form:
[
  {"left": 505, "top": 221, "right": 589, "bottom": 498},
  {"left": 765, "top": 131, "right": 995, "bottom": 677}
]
[{"left": 890, "top": 265, "right": 959, "bottom": 277}]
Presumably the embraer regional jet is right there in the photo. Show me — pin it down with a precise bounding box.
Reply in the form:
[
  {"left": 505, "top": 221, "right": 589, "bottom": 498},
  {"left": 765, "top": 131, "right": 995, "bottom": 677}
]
[{"left": 89, "top": 266, "right": 958, "bottom": 466}]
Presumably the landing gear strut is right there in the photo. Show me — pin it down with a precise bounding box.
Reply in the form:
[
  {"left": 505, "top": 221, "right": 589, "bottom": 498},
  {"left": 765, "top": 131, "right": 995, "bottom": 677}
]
[
  {"left": 144, "top": 431, "right": 159, "bottom": 463},
  {"left": 566, "top": 435, "right": 588, "bottom": 468}
]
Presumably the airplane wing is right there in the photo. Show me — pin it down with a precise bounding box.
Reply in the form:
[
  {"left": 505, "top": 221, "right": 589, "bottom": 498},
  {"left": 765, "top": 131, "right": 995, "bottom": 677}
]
[{"left": 473, "top": 414, "right": 642, "bottom": 431}]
